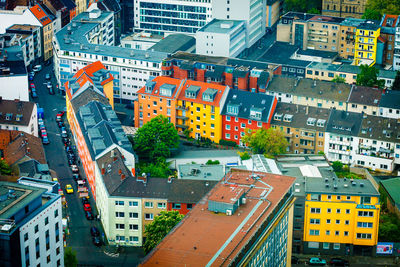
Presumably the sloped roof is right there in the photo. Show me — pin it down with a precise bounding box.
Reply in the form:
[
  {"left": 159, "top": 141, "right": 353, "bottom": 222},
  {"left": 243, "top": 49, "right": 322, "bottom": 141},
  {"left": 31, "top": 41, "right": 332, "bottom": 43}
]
[
  {"left": 381, "top": 178, "right": 400, "bottom": 205},
  {"left": 379, "top": 90, "right": 400, "bottom": 109},
  {"left": 177, "top": 79, "right": 227, "bottom": 107},
  {"left": 29, "top": 4, "right": 53, "bottom": 26},
  {"left": 348, "top": 85, "right": 382, "bottom": 106},
  {"left": 326, "top": 109, "right": 363, "bottom": 136},
  {"left": 0, "top": 99, "right": 34, "bottom": 126}
]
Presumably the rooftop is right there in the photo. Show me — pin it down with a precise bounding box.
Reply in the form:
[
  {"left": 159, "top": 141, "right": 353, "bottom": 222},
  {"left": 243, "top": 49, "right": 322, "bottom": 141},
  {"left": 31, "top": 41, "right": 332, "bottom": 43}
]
[
  {"left": 358, "top": 20, "right": 380, "bottom": 31},
  {"left": 305, "top": 177, "right": 379, "bottom": 196},
  {"left": 29, "top": 4, "right": 52, "bottom": 26},
  {"left": 267, "top": 76, "right": 351, "bottom": 102},
  {"left": 259, "top": 42, "right": 311, "bottom": 67},
  {"left": 149, "top": 34, "right": 195, "bottom": 54},
  {"left": 358, "top": 114, "right": 400, "bottom": 143},
  {"left": 326, "top": 109, "right": 363, "bottom": 136},
  {"left": 307, "top": 61, "right": 342, "bottom": 72},
  {"left": 0, "top": 99, "right": 35, "bottom": 126},
  {"left": 348, "top": 85, "right": 382, "bottom": 106},
  {"left": 380, "top": 178, "right": 400, "bottom": 205},
  {"left": 198, "top": 19, "right": 245, "bottom": 34},
  {"left": 379, "top": 90, "right": 400, "bottom": 109},
  {"left": 6, "top": 24, "right": 39, "bottom": 31},
  {"left": 221, "top": 90, "right": 276, "bottom": 123},
  {"left": 340, "top": 18, "right": 365, "bottom": 27},
  {"left": 137, "top": 76, "right": 184, "bottom": 99},
  {"left": 141, "top": 169, "right": 295, "bottom": 267},
  {"left": 178, "top": 79, "right": 227, "bottom": 107},
  {"left": 309, "top": 15, "right": 345, "bottom": 24},
  {"left": 177, "top": 164, "right": 225, "bottom": 181}
]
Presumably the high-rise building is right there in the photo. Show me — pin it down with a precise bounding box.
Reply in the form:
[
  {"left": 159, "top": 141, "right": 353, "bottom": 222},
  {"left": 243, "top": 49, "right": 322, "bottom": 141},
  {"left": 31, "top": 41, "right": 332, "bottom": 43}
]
[
  {"left": 0, "top": 180, "right": 63, "bottom": 267},
  {"left": 393, "top": 17, "right": 400, "bottom": 70}
]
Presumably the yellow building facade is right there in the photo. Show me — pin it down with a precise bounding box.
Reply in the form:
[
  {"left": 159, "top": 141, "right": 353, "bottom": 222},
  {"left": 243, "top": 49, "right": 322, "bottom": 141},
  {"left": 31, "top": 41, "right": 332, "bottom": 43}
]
[
  {"left": 303, "top": 177, "right": 380, "bottom": 255},
  {"left": 354, "top": 25, "right": 381, "bottom": 66}
]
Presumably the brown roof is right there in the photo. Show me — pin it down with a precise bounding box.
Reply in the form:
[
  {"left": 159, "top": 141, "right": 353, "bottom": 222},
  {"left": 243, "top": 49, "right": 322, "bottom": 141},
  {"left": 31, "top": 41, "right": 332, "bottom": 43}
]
[
  {"left": 141, "top": 169, "right": 296, "bottom": 267},
  {"left": 70, "top": 85, "right": 109, "bottom": 112},
  {"left": 0, "top": 99, "right": 35, "bottom": 126},
  {"left": 348, "top": 85, "right": 382, "bottom": 106},
  {"left": 3, "top": 131, "right": 46, "bottom": 166}
]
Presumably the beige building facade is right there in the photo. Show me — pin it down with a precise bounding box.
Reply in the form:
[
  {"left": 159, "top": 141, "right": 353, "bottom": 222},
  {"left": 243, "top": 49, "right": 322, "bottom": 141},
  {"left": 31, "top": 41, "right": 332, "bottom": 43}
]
[{"left": 322, "top": 0, "right": 367, "bottom": 18}]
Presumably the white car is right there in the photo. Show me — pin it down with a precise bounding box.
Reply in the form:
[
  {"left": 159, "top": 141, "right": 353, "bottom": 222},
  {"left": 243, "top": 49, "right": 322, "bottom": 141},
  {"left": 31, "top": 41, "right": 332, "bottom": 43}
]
[
  {"left": 33, "top": 65, "right": 42, "bottom": 72},
  {"left": 45, "top": 73, "right": 50, "bottom": 80},
  {"left": 38, "top": 118, "right": 44, "bottom": 125}
]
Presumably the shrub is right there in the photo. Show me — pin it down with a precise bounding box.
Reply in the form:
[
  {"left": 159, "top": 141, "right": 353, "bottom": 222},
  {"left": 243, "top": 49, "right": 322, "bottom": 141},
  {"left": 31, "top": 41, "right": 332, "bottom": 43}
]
[
  {"left": 238, "top": 151, "right": 251, "bottom": 160},
  {"left": 332, "top": 161, "right": 343, "bottom": 172},
  {"left": 206, "top": 160, "right": 220, "bottom": 165},
  {"left": 219, "top": 139, "right": 237, "bottom": 147}
]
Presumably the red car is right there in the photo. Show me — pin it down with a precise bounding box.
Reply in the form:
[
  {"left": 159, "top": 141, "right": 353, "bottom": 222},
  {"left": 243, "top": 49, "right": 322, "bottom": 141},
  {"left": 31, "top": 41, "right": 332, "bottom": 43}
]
[
  {"left": 29, "top": 83, "right": 35, "bottom": 92},
  {"left": 83, "top": 203, "right": 92, "bottom": 212},
  {"left": 40, "top": 129, "right": 48, "bottom": 138}
]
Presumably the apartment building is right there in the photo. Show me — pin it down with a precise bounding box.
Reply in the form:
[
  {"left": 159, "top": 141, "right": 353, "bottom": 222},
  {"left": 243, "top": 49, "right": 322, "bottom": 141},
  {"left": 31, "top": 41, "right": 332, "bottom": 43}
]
[
  {"left": 0, "top": 99, "right": 38, "bottom": 137},
  {"left": 75, "top": 0, "right": 87, "bottom": 15},
  {"left": 394, "top": 18, "right": 400, "bottom": 70},
  {"left": 266, "top": 75, "right": 351, "bottom": 110},
  {"left": 141, "top": 169, "right": 296, "bottom": 267},
  {"left": 0, "top": 181, "right": 63, "bottom": 267},
  {"left": 379, "top": 15, "right": 399, "bottom": 66},
  {"left": 379, "top": 90, "right": 400, "bottom": 119},
  {"left": 303, "top": 177, "right": 380, "bottom": 255},
  {"left": 347, "top": 85, "right": 382, "bottom": 116},
  {"left": 271, "top": 103, "right": 330, "bottom": 155},
  {"left": 322, "top": 0, "right": 367, "bottom": 18},
  {"left": 161, "top": 52, "right": 278, "bottom": 92},
  {"left": 339, "top": 18, "right": 363, "bottom": 59},
  {"left": 220, "top": 89, "right": 277, "bottom": 146},
  {"left": 266, "top": 0, "right": 284, "bottom": 29},
  {"left": 133, "top": 0, "right": 213, "bottom": 36},
  {"left": 354, "top": 21, "right": 381, "bottom": 66},
  {"left": 53, "top": 7, "right": 167, "bottom": 103}
]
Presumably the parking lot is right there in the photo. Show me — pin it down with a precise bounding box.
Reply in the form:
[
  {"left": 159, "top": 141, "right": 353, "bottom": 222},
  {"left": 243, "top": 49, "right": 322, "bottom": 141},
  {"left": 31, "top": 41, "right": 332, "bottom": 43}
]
[{"left": 30, "top": 62, "right": 144, "bottom": 266}]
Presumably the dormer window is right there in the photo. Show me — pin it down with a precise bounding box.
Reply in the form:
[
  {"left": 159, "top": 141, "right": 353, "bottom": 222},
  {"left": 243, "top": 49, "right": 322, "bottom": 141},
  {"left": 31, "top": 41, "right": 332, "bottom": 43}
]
[
  {"left": 274, "top": 113, "right": 283, "bottom": 121},
  {"left": 145, "top": 80, "right": 156, "bottom": 93},
  {"left": 250, "top": 107, "right": 262, "bottom": 120},
  {"left": 307, "top": 117, "right": 316, "bottom": 126},
  {"left": 227, "top": 104, "right": 239, "bottom": 115},
  {"left": 185, "top": 85, "right": 200, "bottom": 99},
  {"left": 15, "top": 114, "right": 23, "bottom": 122},
  {"left": 159, "top": 83, "right": 175, "bottom": 97},
  {"left": 5, "top": 113, "right": 12, "bottom": 121},
  {"left": 283, "top": 114, "right": 293, "bottom": 122},
  {"left": 317, "top": 119, "right": 326, "bottom": 127},
  {"left": 202, "top": 88, "right": 218, "bottom": 102}
]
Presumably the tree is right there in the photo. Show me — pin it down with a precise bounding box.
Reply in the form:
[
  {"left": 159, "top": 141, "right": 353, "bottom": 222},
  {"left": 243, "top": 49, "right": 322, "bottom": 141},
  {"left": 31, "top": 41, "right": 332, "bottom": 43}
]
[
  {"left": 365, "top": 0, "right": 400, "bottom": 19},
  {"left": 206, "top": 159, "right": 220, "bottom": 165},
  {"left": 362, "top": 9, "right": 382, "bottom": 20},
  {"left": 331, "top": 75, "right": 346, "bottom": 83},
  {"left": 0, "top": 159, "right": 12, "bottom": 175},
  {"left": 392, "top": 71, "right": 400, "bottom": 91},
  {"left": 284, "top": 0, "right": 321, "bottom": 13},
  {"left": 64, "top": 247, "right": 78, "bottom": 267},
  {"left": 139, "top": 162, "right": 171, "bottom": 178},
  {"left": 133, "top": 115, "right": 179, "bottom": 162},
  {"left": 242, "top": 128, "right": 288, "bottom": 158},
  {"left": 144, "top": 211, "right": 184, "bottom": 253},
  {"left": 332, "top": 161, "right": 343, "bottom": 172},
  {"left": 307, "top": 7, "right": 320, "bottom": 14},
  {"left": 356, "top": 64, "right": 385, "bottom": 88},
  {"left": 238, "top": 151, "right": 251, "bottom": 161}
]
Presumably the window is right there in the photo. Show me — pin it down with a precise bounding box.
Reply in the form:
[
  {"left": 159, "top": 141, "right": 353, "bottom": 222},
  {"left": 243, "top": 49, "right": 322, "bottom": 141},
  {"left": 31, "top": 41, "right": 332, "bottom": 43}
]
[
  {"left": 130, "top": 236, "right": 139, "bottom": 242},
  {"left": 327, "top": 195, "right": 331, "bottom": 200},
  {"left": 334, "top": 243, "right": 340, "bottom": 250},
  {"left": 129, "top": 201, "right": 138, "bottom": 207},
  {"left": 346, "top": 209, "right": 350, "bottom": 214},
  {"left": 157, "top": 203, "right": 166, "bottom": 209},
  {"left": 226, "top": 116, "right": 231, "bottom": 121},
  {"left": 187, "top": 204, "right": 193, "bottom": 210},
  {"left": 172, "top": 203, "right": 181, "bottom": 209},
  {"left": 335, "top": 231, "right": 340, "bottom": 236},
  {"left": 129, "top": 224, "right": 138, "bottom": 230},
  {"left": 145, "top": 213, "right": 154, "bottom": 220},
  {"left": 116, "top": 224, "right": 125, "bottom": 229},
  {"left": 326, "top": 230, "right": 330, "bottom": 235},
  {"left": 336, "top": 219, "right": 340, "bottom": 224},
  {"left": 357, "top": 222, "right": 373, "bottom": 228},
  {"left": 226, "top": 125, "right": 231, "bottom": 130},
  {"left": 356, "top": 233, "right": 372, "bottom": 239},
  {"left": 54, "top": 209, "right": 59, "bottom": 218},
  {"left": 35, "top": 225, "right": 39, "bottom": 233},
  {"left": 323, "top": 242, "right": 330, "bottom": 249},
  {"left": 47, "top": 255, "right": 51, "bottom": 263},
  {"left": 346, "top": 196, "right": 351, "bottom": 200},
  {"left": 327, "top": 208, "right": 331, "bottom": 213},
  {"left": 326, "top": 219, "right": 331, "bottom": 224},
  {"left": 337, "top": 195, "right": 341, "bottom": 200},
  {"left": 309, "top": 229, "right": 320, "bottom": 236},
  {"left": 336, "top": 209, "right": 341, "bottom": 214},
  {"left": 115, "top": 201, "right": 124, "bottom": 206},
  {"left": 345, "top": 220, "right": 350, "bottom": 225},
  {"left": 361, "top": 196, "right": 371, "bottom": 204},
  {"left": 115, "top": 212, "right": 125, "bottom": 218},
  {"left": 308, "top": 241, "right": 319, "bottom": 248},
  {"left": 129, "top": 212, "right": 138, "bottom": 218},
  {"left": 310, "top": 208, "right": 321, "bottom": 213},
  {"left": 24, "top": 233, "right": 28, "bottom": 241},
  {"left": 310, "top": 218, "right": 320, "bottom": 224},
  {"left": 145, "top": 202, "right": 153, "bottom": 208},
  {"left": 358, "top": 211, "right": 374, "bottom": 217}
]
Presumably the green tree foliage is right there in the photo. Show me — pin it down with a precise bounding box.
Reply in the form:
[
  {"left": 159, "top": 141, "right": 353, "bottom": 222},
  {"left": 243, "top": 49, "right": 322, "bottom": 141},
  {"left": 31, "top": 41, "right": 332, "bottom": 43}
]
[
  {"left": 331, "top": 75, "right": 346, "bottom": 83},
  {"left": 284, "top": 0, "right": 322, "bottom": 13},
  {"left": 0, "top": 159, "right": 12, "bottom": 175},
  {"left": 144, "top": 211, "right": 184, "bottom": 253},
  {"left": 365, "top": 0, "right": 400, "bottom": 19},
  {"left": 356, "top": 64, "right": 385, "bottom": 88},
  {"left": 331, "top": 161, "right": 343, "bottom": 172},
  {"left": 242, "top": 128, "right": 288, "bottom": 158},
  {"left": 133, "top": 115, "right": 179, "bottom": 162},
  {"left": 392, "top": 71, "right": 400, "bottom": 91},
  {"left": 139, "top": 162, "right": 171, "bottom": 178},
  {"left": 379, "top": 213, "right": 400, "bottom": 242},
  {"left": 362, "top": 8, "right": 383, "bottom": 20},
  {"left": 238, "top": 151, "right": 251, "bottom": 161},
  {"left": 206, "top": 159, "right": 220, "bottom": 165},
  {"left": 307, "top": 7, "right": 320, "bottom": 14},
  {"left": 64, "top": 247, "right": 78, "bottom": 267}
]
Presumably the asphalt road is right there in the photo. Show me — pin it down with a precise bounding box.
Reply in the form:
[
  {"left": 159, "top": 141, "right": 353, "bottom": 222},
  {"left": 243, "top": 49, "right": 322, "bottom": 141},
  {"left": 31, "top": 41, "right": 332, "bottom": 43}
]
[{"left": 31, "top": 63, "right": 144, "bottom": 266}]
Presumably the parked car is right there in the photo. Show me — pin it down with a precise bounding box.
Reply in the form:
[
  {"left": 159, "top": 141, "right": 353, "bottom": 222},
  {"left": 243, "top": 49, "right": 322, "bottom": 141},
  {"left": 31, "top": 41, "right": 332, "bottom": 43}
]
[
  {"left": 33, "top": 65, "right": 42, "bottom": 72},
  {"left": 61, "top": 132, "right": 68, "bottom": 138},
  {"left": 309, "top": 257, "right": 327, "bottom": 266},
  {"left": 85, "top": 211, "right": 94, "bottom": 220},
  {"left": 83, "top": 202, "right": 91, "bottom": 212},
  {"left": 73, "top": 174, "right": 80, "bottom": 183},
  {"left": 57, "top": 111, "right": 65, "bottom": 117},
  {"left": 42, "top": 136, "right": 50, "bottom": 145},
  {"left": 90, "top": 226, "right": 100, "bottom": 237},
  {"left": 58, "top": 121, "right": 65, "bottom": 128},
  {"left": 68, "top": 158, "right": 75, "bottom": 166},
  {"left": 46, "top": 81, "right": 52, "bottom": 89},
  {"left": 29, "top": 83, "right": 35, "bottom": 91},
  {"left": 38, "top": 118, "right": 44, "bottom": 125},
  {"left": 71, "top": 165, "right": 79, "bottom": 173},
  {"left": 49, "top": 87, "right": 55, "bottom": 95},
  {"left": 31, "top": 89, "right": 38, "bottom": 98},
  {"left": 40, "top": 129, "right": 47, "bottom": 138},
  {"left": 29, "top": 71, "right": 35, "bottom": 77},
  {"left": 291, "top": 256, "right": 299, "bottom": 264},
  {"left": 329, "top": 258, "right": 349, "bottom": 266},
  {"left": 66, "top": 146, "right": 73, "bottom": 153},
  {"left": 39, "top": 124, "right": 46, "bottom": 131},
  {"left": 45, "top": 73, "right": 50, "bottom": 80},
  {"left": 82, "top": 197, "right": 89, "bottom": 205},
  {"left": 92, "top": 235, "right": 101, "bottom": 246},
  {"left": 65, "top": 184, "right": 73, "bottom": 194}
]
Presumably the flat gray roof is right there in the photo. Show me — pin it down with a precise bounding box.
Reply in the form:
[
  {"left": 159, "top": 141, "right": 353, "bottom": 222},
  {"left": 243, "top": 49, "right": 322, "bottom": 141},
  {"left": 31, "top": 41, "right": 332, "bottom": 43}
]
[
  {"left": 178, "top": 164, "right": 225, "bottom": 181},
  {"left": 198, "top": 19, "right": 245, "bottom": 34},
  {"left": 305, "top": 177, "right": 379, "bottom": 196}
]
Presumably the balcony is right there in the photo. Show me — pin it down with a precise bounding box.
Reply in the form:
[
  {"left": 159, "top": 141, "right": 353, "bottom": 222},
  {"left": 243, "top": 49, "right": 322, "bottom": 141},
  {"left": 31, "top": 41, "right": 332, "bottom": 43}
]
[
  {"left": 176, "top": 115, "right": 188, "bottom": 120},
  {"left": 176, "top": 105, "right": 188, "bottom": 111},
  {"left": 176, "top": 123, "right": 188, "bottom": 129},
  {"left": 308, "top": 30, "right": 328, "bottom": 36}
]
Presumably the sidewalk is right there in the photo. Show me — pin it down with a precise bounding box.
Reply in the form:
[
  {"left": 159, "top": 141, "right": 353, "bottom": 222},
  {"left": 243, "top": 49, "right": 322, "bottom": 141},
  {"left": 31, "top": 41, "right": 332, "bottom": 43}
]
[{"left": 293, "top": 253, "right": 398, "bottom": 266}]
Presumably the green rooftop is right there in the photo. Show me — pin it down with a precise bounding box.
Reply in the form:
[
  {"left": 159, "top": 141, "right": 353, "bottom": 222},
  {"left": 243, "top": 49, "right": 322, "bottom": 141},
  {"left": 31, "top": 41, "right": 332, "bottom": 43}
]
[{"left": 381, "top": 178, "right": 400, "bottom": 204}]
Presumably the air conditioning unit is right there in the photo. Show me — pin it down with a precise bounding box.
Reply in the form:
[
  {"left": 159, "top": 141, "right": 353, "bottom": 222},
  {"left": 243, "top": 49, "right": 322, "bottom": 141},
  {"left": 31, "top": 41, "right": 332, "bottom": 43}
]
[
  {"left": 242, "top": 198, "right": 246, "bottom": 204},
  {"left": 1, "top": 224, "right": 12, "bottom": 231},
  {"left": 226, "top": 210, "right": 232, "bottom": 216}
]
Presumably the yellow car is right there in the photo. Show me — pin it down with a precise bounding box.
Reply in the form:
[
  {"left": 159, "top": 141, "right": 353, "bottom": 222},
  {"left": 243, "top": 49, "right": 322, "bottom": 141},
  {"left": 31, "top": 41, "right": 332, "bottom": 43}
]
[
  {"left": 65, "top": 184, "right": 74, "bottom": 194},
  {"left": 52, "top": 177, "right": 58, "bottom": 182}
]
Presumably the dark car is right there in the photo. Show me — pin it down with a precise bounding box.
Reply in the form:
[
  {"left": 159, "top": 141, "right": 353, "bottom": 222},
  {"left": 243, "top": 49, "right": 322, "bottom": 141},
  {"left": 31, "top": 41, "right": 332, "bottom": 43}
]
[
  {"left": 329, "top": 258, "right": 349, "bottom": 266},
  {"left": 58, "top": 121, "right": 65, "bottom": 128},
  {"left": 68, "top": 158, "right": 75, "bottom": 166},
  {"left": 31, "top": 89, "right": 38, "bottom": 98},
  {"left": 291, "top": 256, "right": 299, "bottom": 264},
  {"left": 66, "top": 146, "right": 73, "bottom": 153},
  {"left": 90, "top": 226, "right": 100, "bottom": 237},
  {"left": 49, "top": 87, "right": 55, "bottom": 95},
  {"left": 85, "top": 211, "right": 94, "bottom": 220},
  {"left": 82, "top": 198, "right": 89, "bottom": 206},
  {"left": 92, "top": 235, "right": 101, "bottom": 246},
  {"left": 73, "top": 174, "right": 80, "bottom": 182}
]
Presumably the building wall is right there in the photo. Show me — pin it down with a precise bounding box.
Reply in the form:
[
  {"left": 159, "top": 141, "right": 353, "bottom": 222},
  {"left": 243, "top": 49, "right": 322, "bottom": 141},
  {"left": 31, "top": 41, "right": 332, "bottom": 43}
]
[
  {"left": 306, "top": 21, "right": 340, "bottom": 52},
  {"left": 0, "top": 74, "right": 29, "bottom": 102},
  {"left": 339, "top": 25, "right": 356, "bottom": 59},
  {"left": 394, "top": 26, "right": 400, "bottom": 70},
  {"left": 75, "top": 0, "right": 87, "bottom": 15},
  {"left": 354, "top": 27, "right": 380, "bottom": 66},
  {"left": 322, "top": 0, "right": 367, "bottom": 18},
  {"left": 167, "top": 202, "right": 193, "bottom": 215},
  {"left": 379, "top": 107, "right": 400, "bottom": 119},
  {"left": 266, "top": 0, "right": 282, "bottom": 28},
  {"left": 19, "top": 196, "right": 64, "bottom": 267},
  {"left": 303, "top": 193, "right": 380, "bottom": 255},
  {"left": 141, "top": 198, "right": 167, "bottom": 239}
]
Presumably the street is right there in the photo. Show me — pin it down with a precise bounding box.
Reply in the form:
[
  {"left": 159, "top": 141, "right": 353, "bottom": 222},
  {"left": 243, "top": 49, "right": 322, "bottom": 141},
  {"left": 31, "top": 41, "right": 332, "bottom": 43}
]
[{"left": 31, "top": 63, "right": 144, "bottom": 266}]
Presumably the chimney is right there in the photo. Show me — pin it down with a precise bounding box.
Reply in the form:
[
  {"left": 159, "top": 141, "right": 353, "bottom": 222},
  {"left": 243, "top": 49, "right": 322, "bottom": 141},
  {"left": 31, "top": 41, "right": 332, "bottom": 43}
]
[
  {"left": 306, "top": 105, "right": 309, "bottom": 115},
  {"left": 121, "top": 174, "right": 126, "bottom": 181},
  {"left": 118, "top": 169, "right": 122, "bottom": 175},
  {"left": 26, "top": 147, "right": 30, "bottom": 154},
  {"left": 101, "top": 168, "right": 105, "bottom": 175}
]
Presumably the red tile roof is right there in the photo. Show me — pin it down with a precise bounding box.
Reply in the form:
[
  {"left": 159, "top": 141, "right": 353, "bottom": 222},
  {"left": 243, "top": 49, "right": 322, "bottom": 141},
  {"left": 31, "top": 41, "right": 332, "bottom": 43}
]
[
  {"left": 29, "top": 4, "right": 52, "bottom": 26},
  {"left": 178, "top": 79, "right": 227, "bottom": 107},
  {"left": 140, "top": 169, "right": 296, "bottom": 267},
  {"left": 137, "top": 76, "right": 185, "bottom": 99},
  {"left": 381, "top": 14, "right": 399, "bottom": 28}
]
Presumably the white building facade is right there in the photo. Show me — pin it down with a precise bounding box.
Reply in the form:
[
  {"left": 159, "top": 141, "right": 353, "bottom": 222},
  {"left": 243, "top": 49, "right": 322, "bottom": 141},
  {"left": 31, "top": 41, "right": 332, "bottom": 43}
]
[
  {"left": 133, "top": 0, "right": 213, "bottom": 36},
  {"left": 393, "top": 22, "right": 400, "bottom": 71}
]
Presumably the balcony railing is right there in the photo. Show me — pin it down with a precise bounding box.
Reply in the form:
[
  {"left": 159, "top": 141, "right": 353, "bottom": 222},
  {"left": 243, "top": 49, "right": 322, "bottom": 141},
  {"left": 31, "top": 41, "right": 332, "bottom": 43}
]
[{"left": 176, "top": 106, "right": 188, "bottom": 111}]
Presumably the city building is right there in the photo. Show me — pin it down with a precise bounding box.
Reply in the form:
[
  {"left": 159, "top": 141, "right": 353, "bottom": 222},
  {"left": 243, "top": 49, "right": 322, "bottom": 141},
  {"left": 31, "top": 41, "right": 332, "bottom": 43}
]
[
  {"left": 91, "top": 0, "right": 122, "bottom": 45},
  {"left": 120, "top": 32, "right": 163, "bottom": 50},
  {"left": 176, "top": 163, "right": 225, "bottom": 181},
  {"left": 322, "top": 0, "right": 367, "bottom": 18},
  {"left": 271, "top": 103, "right": 330, "bottom": 155},
  {"left": 303, "top": 177, "right": 380, "bottom": 255},
  {"left": 379, "top": 90, "right": 400, "bottom": 119},
  {"left": 220, "top": 89, "right": 277, "bottom": 146},
  {"left": 42, "top": 0, "right": 77, "bottom": 27},
  {"left": 339, "top": 18, "right": 363, "bottom": 60},
  {"left": 140, "top": 169, "right": 296, "bottom": 267},
  {"left": 166, "top": 149, "right": 241, "bottom": 167},
  {"left": 394, "top": 18, "right": 400, "bottom": 70},
  {"left": 380, "top": 178, "right": 400, "bottom": 217},
  {"left": 53, "top": 7, "right": 167, "bottom": 102},
  {"left": 347, "top": 85, "right": 382, "bottom": 116},
  {"left": 354, "top": 20, "right": 381, "bottom": 66},
  {"left": 196, "top": 19, "right": 247, "bottom": 57},
  {"left": 379, "top": 15, "right": 399, "bottom": 66},
  {"left": 0, "top": 180, "right": 63, "bottom": 267},
  {"left": 74, "top": 0, "right": 87, "bottom": 15},
  {"left": 119, "top": 0, "right": 134, "bottom": 33},
  {"left": 266, "top": 0, "right": 284, "bottom": 30},
  {"left": 5, "top": 24, "right": 42, "bottom": 66},
  {"left": 148, "top": 34, "right": 195, "bottom": 54},
  {"left": 133, "top": 0, "right": 213, "bottom": 36},
  {"left": 0, "top": 99, "right": 38, "bottom": 137}
]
